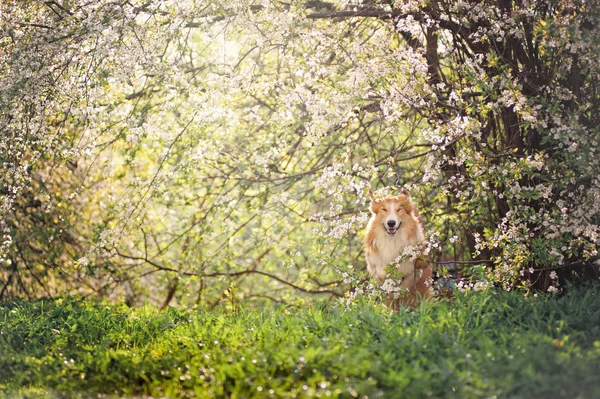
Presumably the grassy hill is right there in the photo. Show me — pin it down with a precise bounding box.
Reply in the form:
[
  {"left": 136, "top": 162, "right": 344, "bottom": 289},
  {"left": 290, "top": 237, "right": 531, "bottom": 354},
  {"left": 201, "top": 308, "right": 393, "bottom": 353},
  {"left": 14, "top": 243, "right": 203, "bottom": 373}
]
[{"left": 1, "top": 286, "right": 600, "bottom": 398}]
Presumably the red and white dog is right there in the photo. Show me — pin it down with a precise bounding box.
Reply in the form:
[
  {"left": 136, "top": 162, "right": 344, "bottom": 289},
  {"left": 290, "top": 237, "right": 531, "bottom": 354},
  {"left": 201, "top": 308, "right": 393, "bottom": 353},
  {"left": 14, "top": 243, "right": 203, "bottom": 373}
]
[{"left": 365, "top": 188, "right": 433, "bottom": 308}]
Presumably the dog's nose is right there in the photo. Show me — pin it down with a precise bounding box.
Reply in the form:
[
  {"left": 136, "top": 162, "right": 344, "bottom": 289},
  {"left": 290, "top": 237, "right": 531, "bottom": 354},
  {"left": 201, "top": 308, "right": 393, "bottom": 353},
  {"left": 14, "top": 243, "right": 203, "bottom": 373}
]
[{"left": 387, "top": 220, "right": 396, "bottom": 228}]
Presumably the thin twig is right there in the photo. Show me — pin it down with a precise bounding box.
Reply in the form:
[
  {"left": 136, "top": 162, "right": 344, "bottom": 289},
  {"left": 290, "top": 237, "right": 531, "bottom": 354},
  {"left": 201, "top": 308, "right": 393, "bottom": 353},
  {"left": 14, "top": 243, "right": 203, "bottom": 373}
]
[{"left": 431, "top": 260, "right": 494, "bottom": 265}]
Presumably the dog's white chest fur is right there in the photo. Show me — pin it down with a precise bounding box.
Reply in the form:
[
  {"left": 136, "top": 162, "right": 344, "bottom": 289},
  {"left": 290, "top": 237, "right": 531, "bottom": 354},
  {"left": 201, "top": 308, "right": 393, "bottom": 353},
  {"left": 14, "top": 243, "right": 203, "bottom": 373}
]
[{"left": 366, "top": 217, "right": 424, "bottom": 286}]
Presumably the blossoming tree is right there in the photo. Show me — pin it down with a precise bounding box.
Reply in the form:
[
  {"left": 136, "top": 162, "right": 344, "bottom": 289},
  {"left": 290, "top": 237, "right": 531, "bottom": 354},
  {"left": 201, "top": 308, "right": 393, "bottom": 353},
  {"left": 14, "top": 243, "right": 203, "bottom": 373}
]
[{"left": 1, "top": 0, "right": 598, "bottom": 306}]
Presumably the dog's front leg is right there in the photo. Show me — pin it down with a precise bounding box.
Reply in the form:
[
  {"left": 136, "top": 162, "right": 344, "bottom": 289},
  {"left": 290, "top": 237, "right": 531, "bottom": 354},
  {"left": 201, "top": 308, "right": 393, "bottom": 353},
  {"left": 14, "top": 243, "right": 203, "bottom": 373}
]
[{"left": 366, "top": 255, "right": 387, "bottom": 283}]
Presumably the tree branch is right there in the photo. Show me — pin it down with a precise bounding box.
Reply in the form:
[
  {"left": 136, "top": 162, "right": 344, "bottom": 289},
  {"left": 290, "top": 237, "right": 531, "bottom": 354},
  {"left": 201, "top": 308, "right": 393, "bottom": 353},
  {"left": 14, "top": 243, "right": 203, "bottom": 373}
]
[
  {"left": 307, "top": 9, "right": 400, "bottom": 19},
  {"left": 114, "top": 250, "right": 344, "bottom": 297},
  {"left": 432, "top": 260, "right": 494, "bottom": 265},
  {"left": 203, "top": 269, "right": 344, "bottom": 297}
]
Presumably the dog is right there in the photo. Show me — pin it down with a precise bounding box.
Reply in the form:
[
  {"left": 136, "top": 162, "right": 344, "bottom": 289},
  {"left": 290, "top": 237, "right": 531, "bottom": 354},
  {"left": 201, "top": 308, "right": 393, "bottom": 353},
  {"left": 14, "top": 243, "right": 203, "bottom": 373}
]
[{"left": 365, "top": 188, "right": 433, "bottom": 309}]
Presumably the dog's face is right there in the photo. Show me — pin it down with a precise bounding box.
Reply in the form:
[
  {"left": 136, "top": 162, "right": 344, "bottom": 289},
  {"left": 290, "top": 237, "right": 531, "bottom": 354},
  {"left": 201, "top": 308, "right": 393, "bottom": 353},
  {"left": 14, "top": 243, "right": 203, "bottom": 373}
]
[{"left": 369, "top": 192, "right": 414, "bottom": 237}]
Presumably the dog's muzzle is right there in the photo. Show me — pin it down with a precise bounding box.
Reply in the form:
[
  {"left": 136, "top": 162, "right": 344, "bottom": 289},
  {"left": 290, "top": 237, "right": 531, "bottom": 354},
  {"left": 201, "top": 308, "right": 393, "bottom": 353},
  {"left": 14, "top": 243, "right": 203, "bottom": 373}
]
[{"left": 385, "top": 221, "right": 402, "bottom": 236}]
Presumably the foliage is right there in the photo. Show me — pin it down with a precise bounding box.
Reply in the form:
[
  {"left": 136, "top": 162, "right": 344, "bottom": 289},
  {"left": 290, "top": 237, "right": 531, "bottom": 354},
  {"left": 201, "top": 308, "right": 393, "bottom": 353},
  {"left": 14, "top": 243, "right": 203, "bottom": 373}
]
[
  {"left": 1, "top": 0, "right": 600, "bottom": 305},
  {"left": 2, "top": 286, "right": 600, "bottom": 398}
]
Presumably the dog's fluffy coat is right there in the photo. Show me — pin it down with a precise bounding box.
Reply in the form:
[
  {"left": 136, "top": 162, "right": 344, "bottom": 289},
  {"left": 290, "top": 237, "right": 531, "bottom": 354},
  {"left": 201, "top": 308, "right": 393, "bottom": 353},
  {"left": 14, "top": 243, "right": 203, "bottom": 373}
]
[{"left": 365, "top": 189, "right": 433, "bottom": 308}]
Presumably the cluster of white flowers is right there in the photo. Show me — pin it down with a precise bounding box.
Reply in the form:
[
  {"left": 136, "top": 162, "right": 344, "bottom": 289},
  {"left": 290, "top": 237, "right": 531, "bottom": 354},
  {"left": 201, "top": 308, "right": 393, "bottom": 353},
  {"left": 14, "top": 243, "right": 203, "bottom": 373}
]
[
  {"left": 381, "top": 278, "right": 408, "bottom": 299},
  {"left": 456, "top": 279, "right": 491, "bottom": 293}
]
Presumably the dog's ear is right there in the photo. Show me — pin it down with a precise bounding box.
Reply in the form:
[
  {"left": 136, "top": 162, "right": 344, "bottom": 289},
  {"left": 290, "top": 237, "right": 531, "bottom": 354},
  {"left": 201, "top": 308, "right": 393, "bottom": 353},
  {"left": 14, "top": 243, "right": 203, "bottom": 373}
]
[
  {"left": 397, "top": 189, "right": 413, "bottom": 214},
  {"left": 400, "top": 188, "right": 422, "bottom": 220},
  {"left": 368, "top": 189, "right": 381, "bottom": 214}
]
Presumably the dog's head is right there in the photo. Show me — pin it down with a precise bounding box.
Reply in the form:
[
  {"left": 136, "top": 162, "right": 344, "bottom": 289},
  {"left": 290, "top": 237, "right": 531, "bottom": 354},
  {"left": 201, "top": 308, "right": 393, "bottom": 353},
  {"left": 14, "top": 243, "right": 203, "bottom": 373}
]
[{"left": 369, "top": 188, "right": 416, "bottom": 236}]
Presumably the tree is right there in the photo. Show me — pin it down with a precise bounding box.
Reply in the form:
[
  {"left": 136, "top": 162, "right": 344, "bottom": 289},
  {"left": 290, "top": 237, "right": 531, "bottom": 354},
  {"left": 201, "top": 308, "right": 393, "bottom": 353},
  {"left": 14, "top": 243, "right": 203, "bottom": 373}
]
[{"left": 1, "top": 0, "right": 599, "bottom": 306}]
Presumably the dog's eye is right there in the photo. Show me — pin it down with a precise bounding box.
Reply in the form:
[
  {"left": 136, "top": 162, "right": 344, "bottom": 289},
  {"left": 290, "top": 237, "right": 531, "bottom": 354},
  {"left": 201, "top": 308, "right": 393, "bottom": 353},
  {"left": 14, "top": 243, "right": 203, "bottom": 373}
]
[
  {"left": 382, "top": 207, "right": 388, "bottom": 211},
  {"left": 396, "top": 208, "right": 401, "bottom": 212}
]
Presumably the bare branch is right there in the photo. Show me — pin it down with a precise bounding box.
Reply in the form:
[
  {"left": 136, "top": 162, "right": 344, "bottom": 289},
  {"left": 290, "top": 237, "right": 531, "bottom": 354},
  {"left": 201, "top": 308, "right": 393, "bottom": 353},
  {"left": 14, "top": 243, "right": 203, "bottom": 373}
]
[
  {"left": 432, "top": 260, "right": 494, "bottom": 265},
  {"left": 114, "top": 250, "right": 344, "bottom": 298}
]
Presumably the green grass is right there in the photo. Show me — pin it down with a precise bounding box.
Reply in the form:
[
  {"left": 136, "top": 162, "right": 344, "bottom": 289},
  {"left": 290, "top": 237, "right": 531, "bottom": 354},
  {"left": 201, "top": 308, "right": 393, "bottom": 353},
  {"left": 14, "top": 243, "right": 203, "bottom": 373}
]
[{"left": 1, "top": 287, "right": 600, "bottom": 398}]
